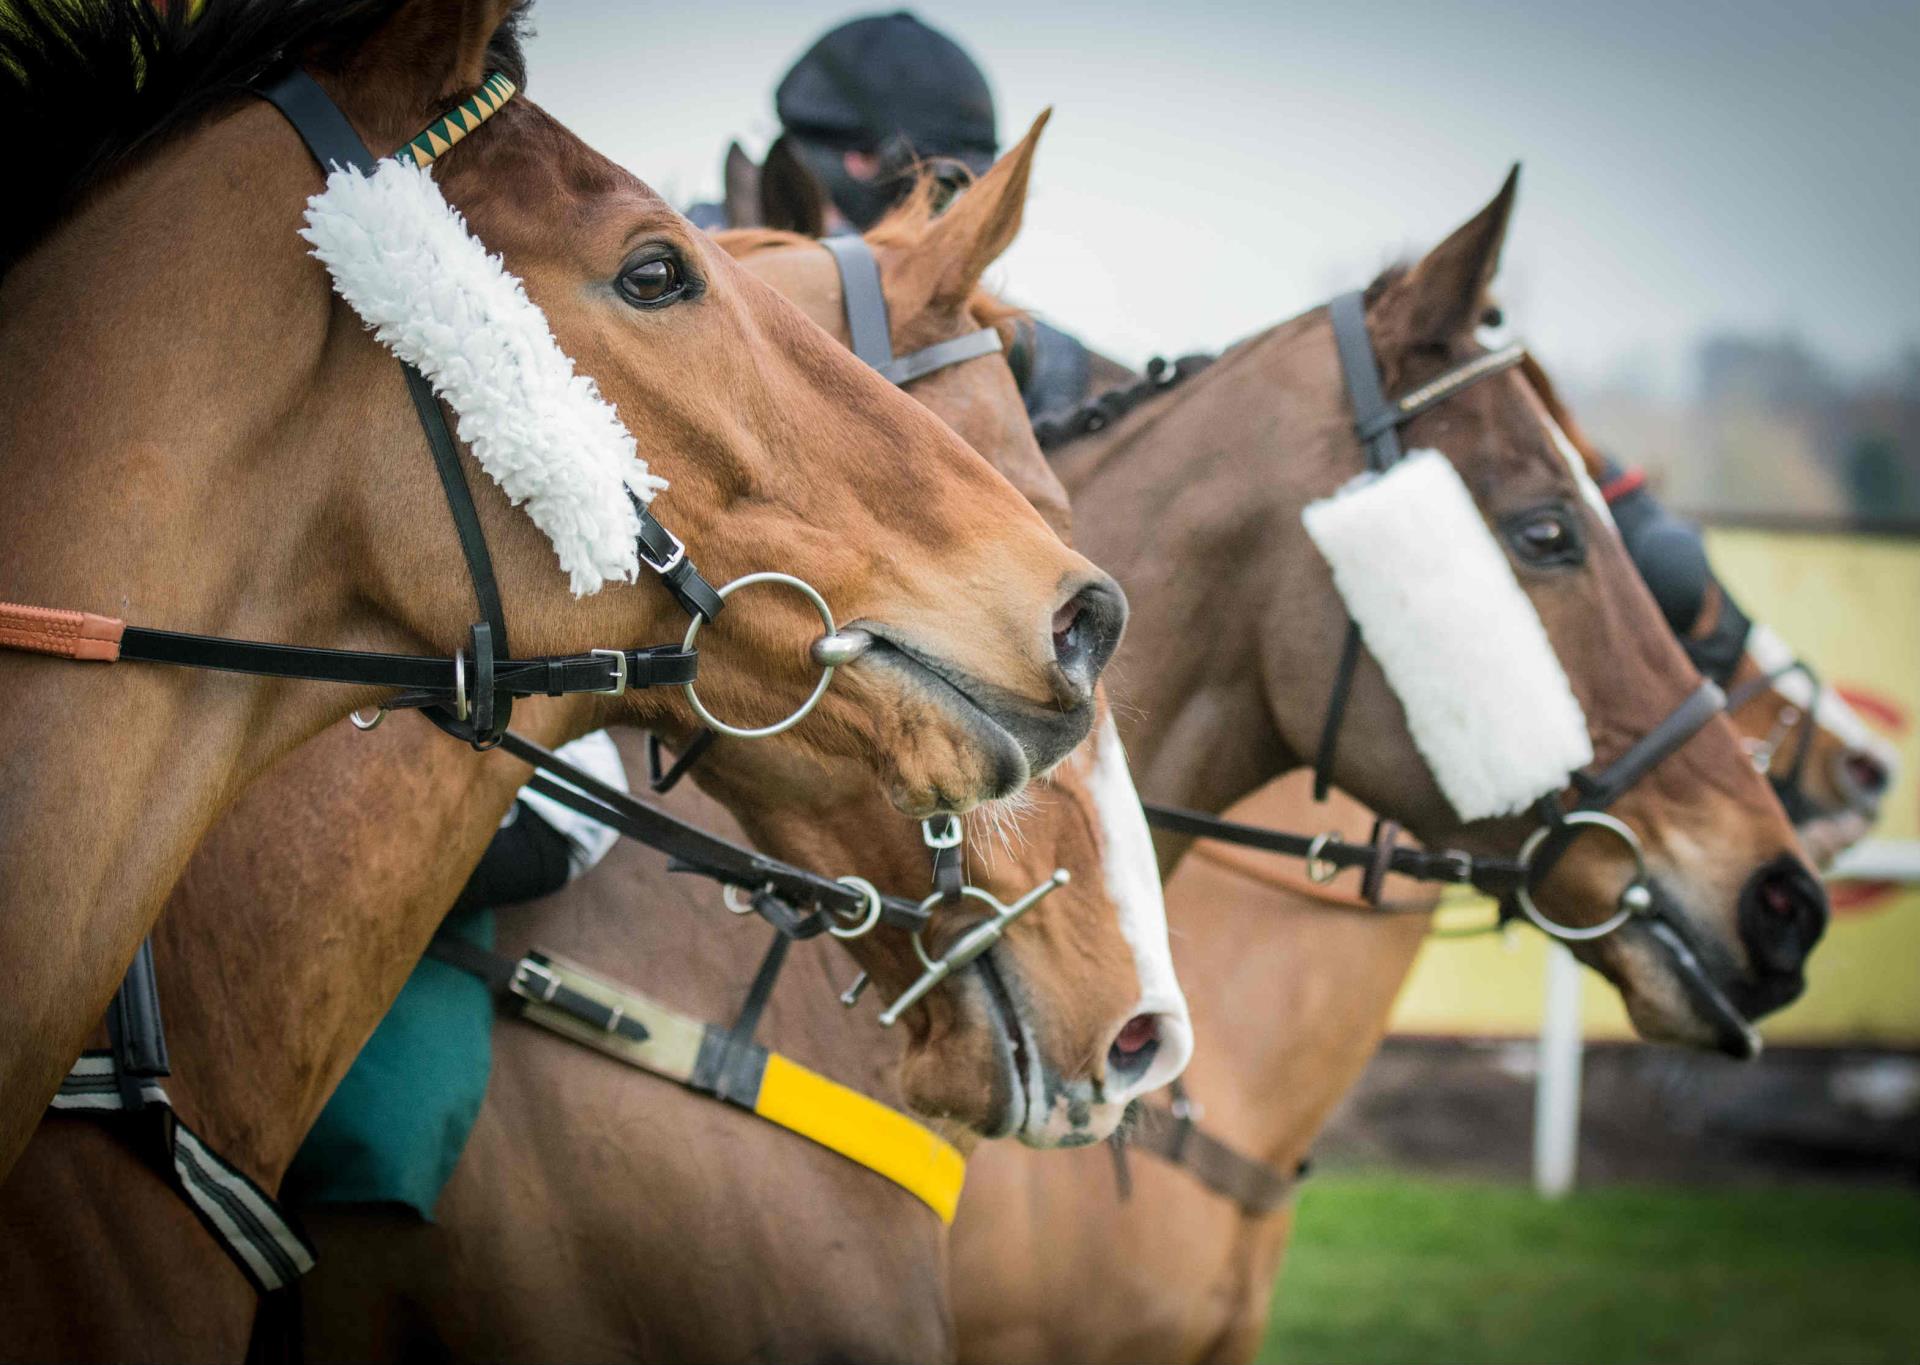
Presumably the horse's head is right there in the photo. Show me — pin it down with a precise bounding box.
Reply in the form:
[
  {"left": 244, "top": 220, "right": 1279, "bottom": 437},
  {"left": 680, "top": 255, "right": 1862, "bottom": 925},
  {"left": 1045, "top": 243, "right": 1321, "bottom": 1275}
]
[
  {"left": 3, "top": 0, "right": 1120, "bottom": 818},
  {"left": 1233, "top": 173, "right": 1823, "bottom": 1055},
  {"left": 699, "top": 121, "right": 1189, "bottom": 1146},
  {"left": 1520, "top": 356, "right": 1900, "bottom": 868}
]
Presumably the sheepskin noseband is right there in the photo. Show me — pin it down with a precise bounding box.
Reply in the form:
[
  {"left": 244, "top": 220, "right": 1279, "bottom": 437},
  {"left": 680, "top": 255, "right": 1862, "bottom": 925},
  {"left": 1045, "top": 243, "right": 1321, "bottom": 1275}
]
[
  {"left": 1302, "top": 449, "right": 1594, "bottom": 822},
  {"left": 301, "top": 154, "right": 665, "bottom": 597}
]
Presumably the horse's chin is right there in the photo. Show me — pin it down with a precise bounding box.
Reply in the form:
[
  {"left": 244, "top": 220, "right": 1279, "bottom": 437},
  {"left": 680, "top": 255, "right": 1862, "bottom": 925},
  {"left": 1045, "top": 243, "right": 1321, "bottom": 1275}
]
[{"left": 1573, "top": 891, "right": 1766, "bottom": 1060}]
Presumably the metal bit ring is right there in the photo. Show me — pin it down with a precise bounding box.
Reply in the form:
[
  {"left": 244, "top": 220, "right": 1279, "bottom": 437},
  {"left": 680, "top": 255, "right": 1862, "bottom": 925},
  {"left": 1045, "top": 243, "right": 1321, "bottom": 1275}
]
[
  {"left": 681, "top": 573, "right": 844, "bottom": 740},
  {"left": 1514, "top": 810, "right": 1652, "bottom": 942}
]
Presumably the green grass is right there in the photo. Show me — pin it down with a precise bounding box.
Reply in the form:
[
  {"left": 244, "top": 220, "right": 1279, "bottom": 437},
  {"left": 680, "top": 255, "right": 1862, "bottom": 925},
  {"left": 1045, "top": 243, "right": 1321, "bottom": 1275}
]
[{"left": 1257, "top": 1173, "right": 1920, "bottom": 1365}]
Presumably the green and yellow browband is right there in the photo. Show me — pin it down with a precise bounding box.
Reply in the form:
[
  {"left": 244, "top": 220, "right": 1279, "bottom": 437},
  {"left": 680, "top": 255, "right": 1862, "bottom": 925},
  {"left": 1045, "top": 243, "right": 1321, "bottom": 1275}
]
[{"left": 395, "top": 70, "right": 517, "bottom": 168}]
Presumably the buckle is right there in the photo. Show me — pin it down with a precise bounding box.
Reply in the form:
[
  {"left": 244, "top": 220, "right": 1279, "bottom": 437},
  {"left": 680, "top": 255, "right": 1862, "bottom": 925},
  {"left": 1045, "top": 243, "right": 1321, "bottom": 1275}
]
[
  {"left": 589, "top": 648, "right": 629, "bottom": 697},
  {"left": 1437, "top": 849, "right": 1475, "bottom": 882},
  {"left": 1169, "top": 1093, "right": 1204, "bottom": 1123},
  {"left": 509, "top": 958, "right": 562, "bottom": 1005},
  {"left": 452, "top": 648, "right": 470, "bottom": 721},
  {"left": 638, "top": 521, "right": 687, "bottom": 577},
  {"left": 921, "top": 815, "right": 962, "bottom": 850}
]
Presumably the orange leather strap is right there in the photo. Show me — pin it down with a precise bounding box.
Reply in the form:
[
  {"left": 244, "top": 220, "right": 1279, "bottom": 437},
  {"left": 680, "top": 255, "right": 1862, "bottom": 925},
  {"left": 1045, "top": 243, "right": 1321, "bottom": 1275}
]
[{"left": 0, "top": 603, "right": 124, "bottom": 662}]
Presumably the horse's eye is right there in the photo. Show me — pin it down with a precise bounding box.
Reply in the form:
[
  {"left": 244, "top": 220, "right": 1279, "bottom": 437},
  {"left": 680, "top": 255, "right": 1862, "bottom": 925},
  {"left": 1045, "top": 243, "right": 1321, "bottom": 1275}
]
[
  {"left": 617, "top": 253, "right": 688, "bottom": 308},
  {"left": 1506, "top": 506, "right": 1584, "bottom": 566}
]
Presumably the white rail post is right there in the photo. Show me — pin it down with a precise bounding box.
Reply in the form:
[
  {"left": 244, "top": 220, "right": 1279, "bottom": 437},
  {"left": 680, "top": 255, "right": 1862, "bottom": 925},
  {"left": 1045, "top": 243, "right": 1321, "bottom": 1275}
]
[{"left": 1533, "top": 941, "right": 1584, "bottom": 1198}]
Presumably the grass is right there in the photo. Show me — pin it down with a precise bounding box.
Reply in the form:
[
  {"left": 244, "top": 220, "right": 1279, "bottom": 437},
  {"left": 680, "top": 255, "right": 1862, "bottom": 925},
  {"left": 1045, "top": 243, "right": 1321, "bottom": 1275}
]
[{"left": 1257, "top": 1173, "right": 1920, "bottom": 1365}]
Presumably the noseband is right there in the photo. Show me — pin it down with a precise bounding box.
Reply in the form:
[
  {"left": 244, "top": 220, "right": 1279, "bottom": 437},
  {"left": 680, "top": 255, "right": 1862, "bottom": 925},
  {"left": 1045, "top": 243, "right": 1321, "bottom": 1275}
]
[{"left": 1144, "top": 291, "right": 1727, "bottom": 943}]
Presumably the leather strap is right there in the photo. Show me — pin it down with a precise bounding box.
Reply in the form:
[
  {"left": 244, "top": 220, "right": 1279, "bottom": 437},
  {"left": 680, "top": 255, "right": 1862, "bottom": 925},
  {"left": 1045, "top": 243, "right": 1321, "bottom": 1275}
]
[
  {"left": 645, "top": 728, "right": 718, "bottom": 794},
  {"left": 110, "top": 628, "right": 693, "bottom": 700},
  {"left": 253, "top": 67, "right": 376, "bottom": 174},
  {"left": 1123, "top": 1085, "right": 1302, "bottom": 1218},
  {"left": 426, "top": 935, "right": 650, "bottom": 1043},
  {"left": 691, "top": 931, "right": 789, "bottom": 1106},
  {"left": 1143, "top": 800, "right": 1524, "bottom": 899},
  {"left": 497, "top": 731, "right": 931, "bottom": 937},
  {"left": 885, "top": 328, "right": 1003, "bottom": 385},
  {"left": 105, "top": 939, "right": 170, "bottom": 1083},
  {"left": 440, "top": 946, "right": 967, "bottom": 1222},
  {"left": 822, "top": 233, "right": 1005, "bottom": 387},
  {"left": 1327, "top": 291, "right": 1401, "bottom": 472},
  {"left": 1365, "top": 342, "right": 1527, "bottom": 439},
  {"left": 821, "top": 235, "right": 895, "bottom": 372},
  {"left": 1571, "top": 679, "right": 1724, "bottom": 815}
]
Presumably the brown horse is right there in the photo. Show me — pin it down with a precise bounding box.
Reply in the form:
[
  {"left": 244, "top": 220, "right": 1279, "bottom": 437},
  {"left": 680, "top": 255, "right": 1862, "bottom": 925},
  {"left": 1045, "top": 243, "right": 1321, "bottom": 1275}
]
[
  {"left": 284, "top": 136, "right": 1182, "bottom": 1365},
  {"left": 947, "top": 397, "right": 1895, "bottom": 1365},
  {"left": 949, "top": 172, "right": 1838, "bottom": 1364},
  {"left": 0, "top": 125, "right": 1183, "bottom": 1363},
  {"left": 0, "top": 0, "right": 1120, "bottom": 1173}
]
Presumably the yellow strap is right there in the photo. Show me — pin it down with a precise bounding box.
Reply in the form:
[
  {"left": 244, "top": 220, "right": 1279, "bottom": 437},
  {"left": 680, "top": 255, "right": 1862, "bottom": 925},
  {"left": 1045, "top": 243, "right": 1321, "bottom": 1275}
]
[
  {"left": 754, "top": 1053, "right": 967, "bottom": 1224},
  {"left": 516, "top": 950, "right": 966, "bottom": 1223}
]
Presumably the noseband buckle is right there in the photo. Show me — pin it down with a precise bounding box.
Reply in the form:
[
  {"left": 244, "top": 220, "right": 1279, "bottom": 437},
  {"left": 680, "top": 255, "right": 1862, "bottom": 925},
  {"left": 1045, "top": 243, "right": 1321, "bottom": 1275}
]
[
  {"left": 589, "top": 647, "right": 629, "bottom": 698},
  {"left": 1513, "top": 810, "right": 1653, "bottom": 942}
]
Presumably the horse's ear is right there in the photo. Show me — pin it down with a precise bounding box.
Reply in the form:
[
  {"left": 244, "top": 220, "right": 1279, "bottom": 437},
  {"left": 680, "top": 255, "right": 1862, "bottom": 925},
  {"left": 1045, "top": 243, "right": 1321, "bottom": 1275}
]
[
  {"left": 346, "top": 0, "right": 521, "bottom": 115},
  {"left": 722, "top": 143, "right": 765, "bottom": 229},
  {"left": 900, "top": 109, "right": 1050, "bottom": 310},
  {"left": 1381, "top": 165, "right": 1520, "bottom": 346},
  {"left": 759, "top": 135, "right": 828, "bottom": 237}
]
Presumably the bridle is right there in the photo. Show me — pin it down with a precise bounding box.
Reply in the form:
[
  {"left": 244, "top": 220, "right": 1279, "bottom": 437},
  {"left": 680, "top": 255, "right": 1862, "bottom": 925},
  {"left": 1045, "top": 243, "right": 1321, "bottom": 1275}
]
[
  {"left": 37, "top": 71, "right": 1037, "bottom": 1291},
  {"left": 1141, "top": 290, "right": 1727, "bottom": 945},
  {"left": 0, "top": 71, "right": 725, "bottom": 747}
]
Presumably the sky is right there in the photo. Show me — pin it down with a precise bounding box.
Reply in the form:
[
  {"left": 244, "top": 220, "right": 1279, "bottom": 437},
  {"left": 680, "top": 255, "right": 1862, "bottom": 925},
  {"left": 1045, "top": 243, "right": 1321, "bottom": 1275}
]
[{"left": 522, "top": 1, "right": 1919, "bottom": 395}]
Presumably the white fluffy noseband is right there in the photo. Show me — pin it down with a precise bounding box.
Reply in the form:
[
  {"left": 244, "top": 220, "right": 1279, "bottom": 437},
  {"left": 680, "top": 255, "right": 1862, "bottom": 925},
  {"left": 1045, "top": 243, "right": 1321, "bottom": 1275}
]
[
  {"left": 1302, "top": 449, "right": 1594, "bottom": 822},
  {"left": 301, "top": 158, "right": 666, "bottom": 597}
]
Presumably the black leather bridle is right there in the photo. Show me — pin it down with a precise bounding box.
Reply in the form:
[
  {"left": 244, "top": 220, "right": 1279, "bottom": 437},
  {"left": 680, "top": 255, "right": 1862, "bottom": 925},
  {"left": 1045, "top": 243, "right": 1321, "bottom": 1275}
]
[
  {"left": 1142, "top": 291, "right": 1728, "bottom": 942},
  {"left": 253, "top": 68, "right": 723, "bottom": 752}
]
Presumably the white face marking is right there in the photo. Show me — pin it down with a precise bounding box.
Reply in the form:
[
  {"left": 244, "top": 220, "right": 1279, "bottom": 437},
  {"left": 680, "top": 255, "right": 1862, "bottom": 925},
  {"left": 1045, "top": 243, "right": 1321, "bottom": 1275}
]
[
  {"left": 1744, "top": 624, "right": 1901, "bottom": 777},
  {"left": 1084, "top": 713, "right": 1192, "bottom": 1101}
]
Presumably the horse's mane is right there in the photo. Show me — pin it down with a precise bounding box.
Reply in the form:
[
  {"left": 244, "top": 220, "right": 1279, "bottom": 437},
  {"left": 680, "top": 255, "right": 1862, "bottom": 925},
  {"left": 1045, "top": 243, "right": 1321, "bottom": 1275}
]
[
  {"left": 716, "top": 171, "right": 1027, "bottom": 339},
  {"left": 0, "top": 0, "right": 530, "bottom": 279}
]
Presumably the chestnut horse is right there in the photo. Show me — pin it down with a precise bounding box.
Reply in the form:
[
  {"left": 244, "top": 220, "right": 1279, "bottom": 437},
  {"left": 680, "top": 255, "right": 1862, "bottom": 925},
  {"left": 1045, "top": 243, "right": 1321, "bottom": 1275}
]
[
  {"left": 0, "top": 123, "right": 1183, "bottom": 1363},
  {"left": 283, "top": 136, "right": 1182, "bottom": 1364},
  {"left": 947, "top": 377, "right": 1894, "bottom": 1365},
  {"left": 950, "top": 172, "right": 1838, "bottom": 1364},
  {"left": 0, "top": 0, "right": 1121, "bottom": 1172}
]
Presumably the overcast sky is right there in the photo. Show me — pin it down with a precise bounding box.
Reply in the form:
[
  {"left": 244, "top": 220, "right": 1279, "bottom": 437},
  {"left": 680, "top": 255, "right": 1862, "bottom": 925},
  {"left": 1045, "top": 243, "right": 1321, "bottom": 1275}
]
[{"left": 523, "top": 1, "right": 1918, "bottom": 393}]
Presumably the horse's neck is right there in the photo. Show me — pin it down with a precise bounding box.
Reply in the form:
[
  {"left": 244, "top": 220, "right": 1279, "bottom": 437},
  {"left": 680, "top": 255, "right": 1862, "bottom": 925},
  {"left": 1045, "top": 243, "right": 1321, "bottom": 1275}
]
[
  {"left": 1055, "top": 328, "right": 1327, "bottom": 849},
  {"left": 148, "top": 703, "right": 591, "bottom": 1183}
]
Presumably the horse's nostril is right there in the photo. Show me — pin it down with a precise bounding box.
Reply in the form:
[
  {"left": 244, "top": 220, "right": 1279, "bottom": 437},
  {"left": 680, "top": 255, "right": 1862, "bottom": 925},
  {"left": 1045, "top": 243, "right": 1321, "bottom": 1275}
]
[
  {"left": 1737, "top": 855, "right": 1829, "bottom": 980},
  {"left": 1052, "top": 577, "right": 1127, "bottom": 691},
  {"left": 1107, "top": 1013, "right": 1160, "bottom": 1080},
  {"left": 1846, "top": 751, "right": 1890, "bottom": 799}
]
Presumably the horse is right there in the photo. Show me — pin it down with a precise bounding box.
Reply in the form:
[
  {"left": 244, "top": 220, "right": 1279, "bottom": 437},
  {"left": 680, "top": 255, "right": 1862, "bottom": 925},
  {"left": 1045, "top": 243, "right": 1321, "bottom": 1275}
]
[
  {"left": 0, "top": 119, "right": 1185, "bottom": 1363},
  {"left": 948, "top": 170, "right": 1839, "bottom": 1364},
  {"left": 0, "top": 0, "right": 1123, "bottom": 1175}
]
